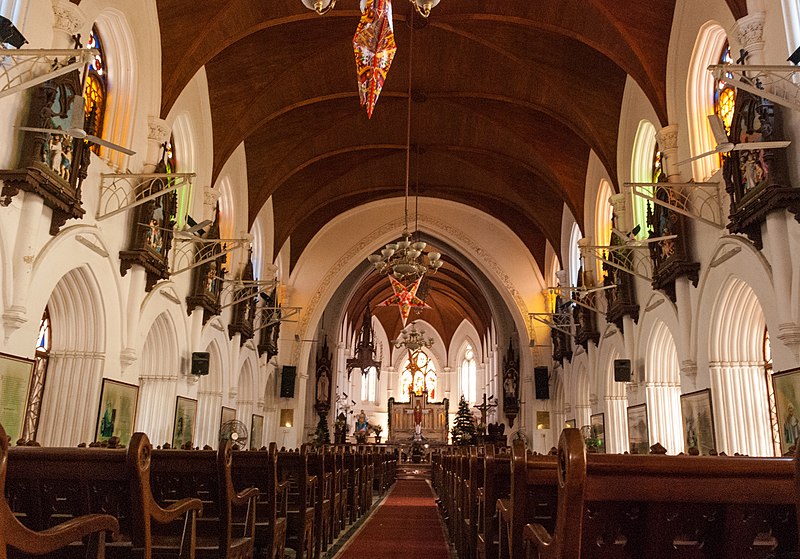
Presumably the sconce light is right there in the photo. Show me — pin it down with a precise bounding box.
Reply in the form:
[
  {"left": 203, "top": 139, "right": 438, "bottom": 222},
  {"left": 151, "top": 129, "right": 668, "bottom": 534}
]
[{"left": 301, "top": 0, "right": 336, "bottom": 15}]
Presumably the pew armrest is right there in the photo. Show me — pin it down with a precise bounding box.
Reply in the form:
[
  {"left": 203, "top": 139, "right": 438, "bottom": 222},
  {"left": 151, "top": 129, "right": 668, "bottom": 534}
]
[
  {"left": 5, "top": 512, "right": 120, "bottom": 556},
  {"left": 152, "top": 497, "right": 203, "bottom": 524},
  {"left": 523, "top": 523, "right": 555, "bottom": 559},
  {"left": 232, "top": 486, "right": 260, "bottom": 507},
  {"left": 277, "top": 481, "right": 291, "bottom": 517}
]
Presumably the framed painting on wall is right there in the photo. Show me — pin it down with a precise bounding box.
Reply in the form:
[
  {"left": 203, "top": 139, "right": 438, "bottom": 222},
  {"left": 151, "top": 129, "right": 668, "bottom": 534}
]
[
  {"left": 173, "top": 396, "right": 197, "bottom": 449},
  {"left": 772, "top": 368, "right": 800, "bottom": 454},
  {"left": 251, "top": 414, "right": 264, "bottom": 450},
  {"left": 627, "top": 404, "right": 649, "bottom": 454},
  {"left": 95, "top": 378, "right": 139, "bottom": 446},
  {"left": 0, "top": 352, "right": 35, "bottom": 442},
  {"left": 565, "top": 418, "right": 576, "bottom": 429},
  {"left": 680, "top": 388, "right": 716, "bottom": 455},
  {"left": 590, "top": 413, "right": 606, "bottom": 453},
  {"left": 220, "top": 406, "right": 236, "bottom": 427}
]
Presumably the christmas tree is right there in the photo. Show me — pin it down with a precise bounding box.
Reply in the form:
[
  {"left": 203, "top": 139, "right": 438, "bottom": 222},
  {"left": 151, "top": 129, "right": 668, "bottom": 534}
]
[
  {"left": 312, "top": 415, "right": 330, "bottom": 447},
  {"left": 451, "top": 396, "right": 477, "bottom": 446}
]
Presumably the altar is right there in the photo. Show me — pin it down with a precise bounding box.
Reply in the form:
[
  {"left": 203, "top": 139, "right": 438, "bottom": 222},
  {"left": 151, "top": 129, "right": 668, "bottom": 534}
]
[{"left": 387, "top": 391, "right": 449, "bottom": 443}]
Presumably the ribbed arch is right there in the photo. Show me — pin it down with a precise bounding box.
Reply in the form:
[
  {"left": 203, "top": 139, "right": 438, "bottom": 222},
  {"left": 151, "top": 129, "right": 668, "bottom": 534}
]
[
  {"left": 135, "top": 312, "right": 179, "bottom": 443},
  {"left": 709, "top": 276, "right": 772, "bottom": 455},
  {"left": 195, "top": 340, "right": 224, "bottom": 447},
  {"left": 644, "top": 320, "right": 682, "bottom": 454}
]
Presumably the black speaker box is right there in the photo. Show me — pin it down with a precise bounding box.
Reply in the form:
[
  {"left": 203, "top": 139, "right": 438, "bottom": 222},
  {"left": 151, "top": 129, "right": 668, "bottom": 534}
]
[
  {"left": 280, "top": 366, "right": 297, "bottom": 398},
  {"left": 614, "top": 359, "right": 632, "bottom": 382},
  {"left": 191, "top": 352, "right": 210, "bottom": 376},
  {"left": 534, "top": 367, "right": 549, "bottom": 400}
]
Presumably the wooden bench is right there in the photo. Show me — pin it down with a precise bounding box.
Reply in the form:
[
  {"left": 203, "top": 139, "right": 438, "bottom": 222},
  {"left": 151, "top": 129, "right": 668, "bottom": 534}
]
[
  {"left": 277, "top": 447, "right": 316, "bottom": 559},
  {"left": 461, "top": 446, "right": 484, "bottom": 559},
  {"left": 322, "top": 447, "right": 341, "bottom": 544},
  {"left": 524, "top": 428, "right": 799, "bottom": 559},
  {"left": 305, "top": 447, "right": 332, "bottom": 559},
  {"left": 343, "top": 448, "right": 361, "bottom": 524},
  {"left": 498, "top": 440, "right": 557, "bottom": 559},
  {"left": 477, "top": 446, "right": 510, "bottom": 559},
  {"left": 1, "top": 423, "right": 120, "bottom": 559},
  {"left": 230, "top": 443, "right": 287, "bottom": 559},
  {"left": 149, "top": 441, "right": 258, "bottom": 559}
]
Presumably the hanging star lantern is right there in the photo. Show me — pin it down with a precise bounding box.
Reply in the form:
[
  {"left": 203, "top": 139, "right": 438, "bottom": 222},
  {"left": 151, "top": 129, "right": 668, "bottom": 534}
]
[
  {"left": 378, "top": 276, "right": 429, "bottom": 326},
  {"left": 353, "top": 0, "right": 397, "bottom": 118}
]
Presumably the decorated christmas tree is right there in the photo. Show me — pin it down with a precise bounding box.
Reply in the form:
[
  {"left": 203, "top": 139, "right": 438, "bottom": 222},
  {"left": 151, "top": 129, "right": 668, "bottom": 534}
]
[
  {"left": 312, "top": 415, "right": 330, "bottom": 447},
  {"left": 451, "top": 396, "right": 477, "bottom": 446}
]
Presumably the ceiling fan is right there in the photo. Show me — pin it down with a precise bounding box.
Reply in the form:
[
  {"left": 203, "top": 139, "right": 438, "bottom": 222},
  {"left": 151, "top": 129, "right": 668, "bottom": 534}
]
[
  {"left": 677, "top": 114, "right": 790, "bottom": 166},
  {"left": 611, "top": 225, "right": 677, "bottom": 247},
  {"left": 173, "top": 217, "right": 212, "bottom": 239},
  {"left": 18, "top": 95, "right": 136, "bottom": 156}
]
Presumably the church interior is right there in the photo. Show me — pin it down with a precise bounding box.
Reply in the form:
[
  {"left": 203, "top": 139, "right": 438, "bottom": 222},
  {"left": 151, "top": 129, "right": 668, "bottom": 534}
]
[{"left": 2, "top": 0, "right": 800, "bottom": 557}]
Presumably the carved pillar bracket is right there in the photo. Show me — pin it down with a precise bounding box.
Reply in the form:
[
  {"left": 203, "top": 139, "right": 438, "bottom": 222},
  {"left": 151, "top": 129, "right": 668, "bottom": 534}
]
[
  {"left": 734, "top": 12, "right": 766, "bottom": 64},
  {"left": 51, "top": 0, "right": 85, "bottom": 40},
  {"left": 146, "top": 117, "right": 171, "bottom": 171},
  {"left": 680, "top": 360, "right": 698, "bottom": 387},
  {"left": 656, "top": 125, "right": 680, "bottom": 182}
]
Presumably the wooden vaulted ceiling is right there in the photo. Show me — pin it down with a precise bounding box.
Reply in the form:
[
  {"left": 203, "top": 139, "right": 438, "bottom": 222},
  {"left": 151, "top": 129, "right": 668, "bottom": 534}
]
[{"left": 150, "top": 0, "right": 745, "bottom": 338}]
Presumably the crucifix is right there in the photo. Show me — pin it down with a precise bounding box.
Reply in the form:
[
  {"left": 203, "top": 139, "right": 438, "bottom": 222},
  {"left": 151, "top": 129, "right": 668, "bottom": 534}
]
[
  {"left": 405, "top": 394, "right": 431, "bottom": 441},
  {"left": 473, "top": 394, "right": 498, "bottom": 435}
]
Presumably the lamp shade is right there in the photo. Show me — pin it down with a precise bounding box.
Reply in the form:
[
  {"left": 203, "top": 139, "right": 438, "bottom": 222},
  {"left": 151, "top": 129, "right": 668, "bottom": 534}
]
[{"left": 301, "top": 0, "right": 335, "bottom": 14}]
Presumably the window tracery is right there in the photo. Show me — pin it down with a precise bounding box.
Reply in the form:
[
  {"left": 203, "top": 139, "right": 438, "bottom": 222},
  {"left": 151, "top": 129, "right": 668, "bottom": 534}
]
[
  {"left": 461, "top": 345, "right": 477, "bottom": 403},
  {"left": 400, "top": 350, "right": 437, "bottom": 401},
  {"left": 84, "top": 27, "right": 107, "bottom": 155},
  {"left": 22, "top": 308, "right": 51, "bottom": 441}
]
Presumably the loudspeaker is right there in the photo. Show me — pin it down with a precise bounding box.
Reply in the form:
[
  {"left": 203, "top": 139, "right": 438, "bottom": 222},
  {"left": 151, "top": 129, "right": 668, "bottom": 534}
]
[
  {"left": 280, "top": 366, "right": 297, "bottom": 398},
  {"left": 614, "top": 359, "right": 632, "bottom": 382},
  {"left": 534, "top": 367, "right": 550, "bottom": 400},
  {"left": 191, "top": 352, "right": 210, "bottom": 376}
]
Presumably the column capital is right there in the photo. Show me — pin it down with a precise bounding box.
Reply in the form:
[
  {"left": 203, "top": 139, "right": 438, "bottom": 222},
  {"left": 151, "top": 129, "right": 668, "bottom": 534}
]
[
  {"left": 51, "top": 0, "right": 84, "bottom": 36},
  {"left": 734, "top": 12, "right": 766, "bottom": 53},
  {"left": 147, "top": 117, "right": 171, "bottom": 144},
  {"left": 656, "top": 124, "right": 679, "bottom": 151}
]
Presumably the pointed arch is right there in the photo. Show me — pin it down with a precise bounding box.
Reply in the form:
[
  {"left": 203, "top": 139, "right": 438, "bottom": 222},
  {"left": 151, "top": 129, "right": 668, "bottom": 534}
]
[
  {"left": 136, "top": 312, "right": 178, "bottom": 444},
  {"left": 644, "top": 320, "right": 682, "bottom": 454}
]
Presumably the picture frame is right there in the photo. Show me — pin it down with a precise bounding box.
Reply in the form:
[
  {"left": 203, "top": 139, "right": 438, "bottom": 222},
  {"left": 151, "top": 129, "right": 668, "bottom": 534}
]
[
  {"left": 95, "top": 378, "right": 139, "bottom": 446},
  {"left": 565, "top": 418, "right": 576, "bottom": 429},
  {"left": 173, "top": 396, "right": 197, "bottom": 449},
  {"left": 680, "top": 388, "right": 716, "bottom": 455},
  {"left": 250, "top": 414, "right": 264, "bottom": 450},
  {"left": 0, "top": 352, "right": 35, "bottom": 442},
  {"left": 536, "top": 411, "right": 551, "bottom": 430},
  {"left": 220, "top": 406, "right": 236, "bottom": 427},
  {"left": 627, "top": 404, "right": 649, "bottom": 454},
  {"left": 772, "top": 367, "right": 800, "bottom": 454},
  {"left": 590, "top": 412, "right": 606, "bottom": 453}
]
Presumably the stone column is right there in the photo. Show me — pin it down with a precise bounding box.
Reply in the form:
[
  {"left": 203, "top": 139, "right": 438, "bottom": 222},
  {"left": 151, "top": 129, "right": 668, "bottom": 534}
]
[
  {"left": 734, "top": 12, "right": 766, "bottom": 66},
  {"left": 51, "top": 0, "right": 84, "bottom": 48},
  {"left": 136, "top": 374, "right": 177, "bottom": 445},
  {"left": 604, "top": 395, "right": 629, "bottom": 453}
]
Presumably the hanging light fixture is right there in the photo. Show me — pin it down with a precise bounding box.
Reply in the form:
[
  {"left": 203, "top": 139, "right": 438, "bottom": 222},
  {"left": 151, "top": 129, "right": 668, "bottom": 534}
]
[
  {"left": 300, "top": 0, "right": 335, "bottom": 14},
  {"left": 392, "top": 322, "right": 434, "bottom": 351},
  {"left": 367, "top": 15, "right": 443, "bottom": 281},
  {"left": 300, "top": 0, "right": 440, "bottom": 18}
]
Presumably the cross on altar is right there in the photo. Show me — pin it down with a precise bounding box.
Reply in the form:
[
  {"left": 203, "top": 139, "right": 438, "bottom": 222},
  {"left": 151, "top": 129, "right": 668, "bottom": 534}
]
[{"left": 405, "top": 393, "right": 431, "bottom": 441}]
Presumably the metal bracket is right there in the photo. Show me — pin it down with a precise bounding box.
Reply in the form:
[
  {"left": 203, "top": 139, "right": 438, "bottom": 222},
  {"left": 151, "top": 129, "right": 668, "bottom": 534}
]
[
  {"left": 97, "top": 172, "right": 195, "bottom": 221},
  {"left": 709, "top": 64, "right": 800, "bottom": 112},
  {"left": 219, "top": 278, "right": 278, "bottom": 310},
  {"left": 171, "top": 237, "right": 248, "bottom": 276},
  {"left": 546, "top": 286, "right": 606, "bottom": 315},
  {"left": 530, "top": 312, "right": 575, "bottom": 339},
  {"left": 0, "top": 48, "right": 98, "bottom": 100},
  {"left": 254, "top": 306, "right": 302, "bottom": 331},
  {"left": 580, "top": 244, "right": 653, "bottom": 282},
  {"left": 626, "top": 182, "right": 724, "bottom": 229}
]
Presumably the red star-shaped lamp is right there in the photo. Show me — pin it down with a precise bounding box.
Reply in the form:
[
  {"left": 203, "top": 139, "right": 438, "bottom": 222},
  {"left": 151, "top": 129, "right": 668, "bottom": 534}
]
[
  {"left": 378, "top": 276, "right": 430, "bottom": 326},
  {"left": 353, "top": 0, "right": 397, "bottom": 118}
]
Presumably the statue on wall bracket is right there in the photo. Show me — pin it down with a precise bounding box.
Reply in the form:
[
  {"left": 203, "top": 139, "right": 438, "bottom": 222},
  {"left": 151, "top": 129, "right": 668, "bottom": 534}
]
[
  {"left": 502, "top": 337, "right": 520, "bottom": 428},
  {"left": 723, "top": 89, "right": 800, "bottom": 250},
  {"left": 228, "top": 250, "right": 256, "bottom": 344},
  {"left": 257, "top": 288, "right": 280, "bottom": 361},
  {"left": 119, "top": 148, "right": 177, "bottom": 292},
  {"left": 185, "top": 206, "right": 225, "bottom": 324},
  {"left": 0, "top": 69, "right": 90, "bottom": 234}
]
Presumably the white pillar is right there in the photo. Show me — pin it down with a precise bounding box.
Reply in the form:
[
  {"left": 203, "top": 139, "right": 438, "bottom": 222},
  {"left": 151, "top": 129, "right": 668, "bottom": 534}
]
[{"left": 605, "top": 395, "right": 629, "bottom": 454}]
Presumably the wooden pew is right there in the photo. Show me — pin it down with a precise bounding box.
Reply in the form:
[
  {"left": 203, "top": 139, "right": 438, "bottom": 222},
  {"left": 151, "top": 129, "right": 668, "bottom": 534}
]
[
  {"left": 498, "top": 440, "right": 557, "bottom": 559},
  {"left": 5, "top": 431, "right": 202, "bottom": 559},
  {"left": 230, "top": 444, "right": 288, "bottom": 559},
  {"left": 524, "top": 428, "right": 799, "bottom": 559},
  {"left": 1, "top": 424, "right": 120, "bottom": 559},
  {"left": 305, "top": 447, "right": 331, "bottom": 559},
  {"left": 461, "top": 446, "right": 484, "bottom": 559},
  {"left": 277, "top": 447, "right": 316, "bottom": 559},
  {"left": 150, "top": 442, "right": 258, "bottom": 559},
  {"left": 322, "top": 446, "right": 341, "bottom": 544},
  {"left": 477, "top": 446, "right": 510, "bottom": 559},
  {"left": 343, "top": 448, "right": 361, "bottom": 524},
  {"left": 334, "top": 448, "right": 349, "bottom": 534}
]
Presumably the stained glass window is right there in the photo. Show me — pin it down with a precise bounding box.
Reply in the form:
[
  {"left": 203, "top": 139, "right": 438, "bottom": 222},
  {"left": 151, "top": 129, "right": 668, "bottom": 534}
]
[
  {"left": 714, "top": 43, "right": 736, "bottom": 137},
  {"left": 764, "top": 327, "right": 781, "bottom": 455},
  {"left": 361, "top": 366, "right": 378, "bottom": 403},
  {"left": 84, "top": 27, "right": 107, "bottom": 155},
  {"left": 399, "top": 350, "right": 437, "bottom": 401},
  {"left": 460, "top": 345, "right": 477, "bottom": 403},
  {"left": 22, "top": 308, "right": 51, "bottom": 441}
]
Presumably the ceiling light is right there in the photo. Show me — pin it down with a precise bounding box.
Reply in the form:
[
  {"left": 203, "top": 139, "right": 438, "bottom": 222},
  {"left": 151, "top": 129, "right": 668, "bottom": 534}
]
[
  {"left": 301, "top": 0, "right": 336, "bottom": 15},
  {"left": 392, "top": 322, "right": 434, "bottom": 351},
  {"left": 410, "top": 0, "right": 439, "bottom": 17}
]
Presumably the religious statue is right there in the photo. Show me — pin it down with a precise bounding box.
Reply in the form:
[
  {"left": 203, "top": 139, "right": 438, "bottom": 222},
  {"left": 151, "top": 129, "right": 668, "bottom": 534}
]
[
  {"left": 316, "top": 369, "right": 329, "bottom": 404},
  {"left": 355, "top": 410, "right": 369, "bottom": 443},
  {"left": 413, "top": 402, "right": 423, "bottom": 440}
]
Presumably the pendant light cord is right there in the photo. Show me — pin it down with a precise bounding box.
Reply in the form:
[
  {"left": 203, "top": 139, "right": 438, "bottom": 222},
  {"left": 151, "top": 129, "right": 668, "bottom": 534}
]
[{"left": 404, "top": 9, "right": 414, "bottom": 233}]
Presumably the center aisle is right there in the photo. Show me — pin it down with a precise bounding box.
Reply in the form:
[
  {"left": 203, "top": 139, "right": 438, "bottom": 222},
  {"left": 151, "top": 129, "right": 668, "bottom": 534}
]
[{"left": 332, "top": 479, "right": 451, "bottom": 559}]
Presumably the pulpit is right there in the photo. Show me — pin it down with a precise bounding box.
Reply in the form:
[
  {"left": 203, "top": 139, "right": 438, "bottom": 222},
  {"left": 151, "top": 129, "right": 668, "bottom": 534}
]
[{"left": 387, "top": 391, "right": 449, "bottom": 443}]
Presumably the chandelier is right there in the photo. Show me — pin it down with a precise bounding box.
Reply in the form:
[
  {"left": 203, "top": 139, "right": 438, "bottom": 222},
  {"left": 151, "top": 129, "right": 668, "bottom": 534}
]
[
  {"left": 301, "top": 0, "right": 441, "bottom": 17},
  {"left": 392, "top": 322, "right": 434, "bottom": 351}
]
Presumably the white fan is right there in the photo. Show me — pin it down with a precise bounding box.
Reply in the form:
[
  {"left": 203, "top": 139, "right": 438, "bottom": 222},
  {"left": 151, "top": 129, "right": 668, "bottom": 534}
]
[
  {"left": 612, "top": 226, "right": 677, "bottom": 246},
  {"left": 18, "top": 95, "right": 135, "bottom": 156},
  {"left": 677, "top": 114, "right": 789, "bottom": 166}
]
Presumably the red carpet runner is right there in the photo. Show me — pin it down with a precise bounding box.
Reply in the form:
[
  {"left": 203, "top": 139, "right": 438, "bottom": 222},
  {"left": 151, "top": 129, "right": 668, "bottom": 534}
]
[{"left": 334, "top": 479, "right": 450, "bottom": 559}]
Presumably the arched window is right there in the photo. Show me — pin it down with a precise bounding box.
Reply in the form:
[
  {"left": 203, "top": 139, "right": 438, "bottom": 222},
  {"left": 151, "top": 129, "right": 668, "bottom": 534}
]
[
  {"left": 461, "top": 345, "right": 477, "bottom": 403},
  {"left": 399, "top": 350, "right": 437, "bottom": 401},
  {"left": 84, "top": 26, "right": 107, "bottom": 156},
  {"left": 631, "top": 120, "right": 658, "bottom": 238},
  {"left": 218, "top": 178, "right": 235, "bottom": 242},
  {"left": 22, "top": 308, "right": 51, "bottom": 441},
  {"left": 568, "top": 223, "right": 582, "bottom": 287},
  {"left": 714, "top": 42, "right": 736, "bottom": 137},
  {"left": 361, "top": 367, "right": 378, "bottom": 404},
  {"left": 594, "top": 180, "right": 614, "bottom": 281}
]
